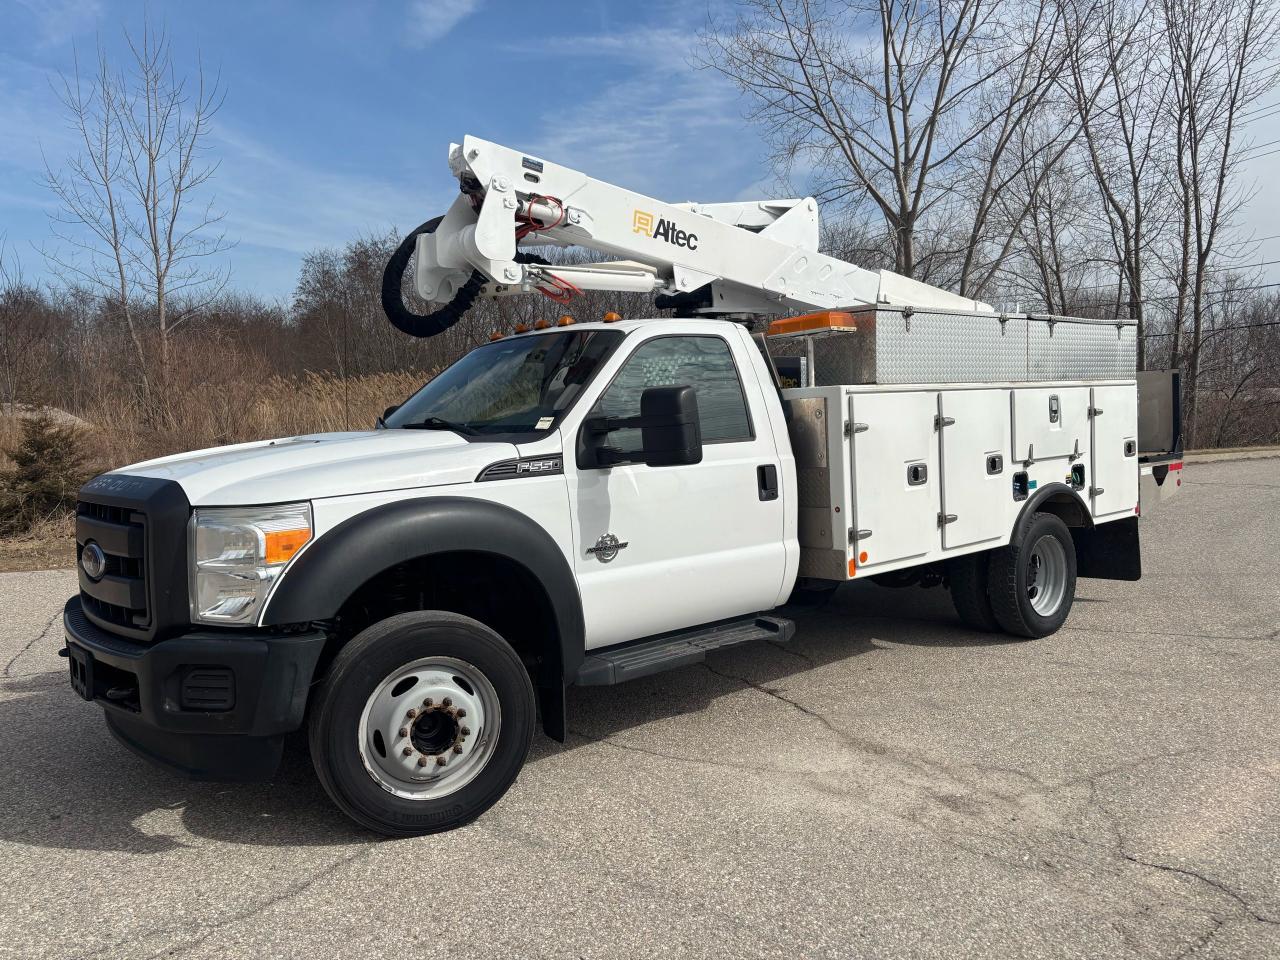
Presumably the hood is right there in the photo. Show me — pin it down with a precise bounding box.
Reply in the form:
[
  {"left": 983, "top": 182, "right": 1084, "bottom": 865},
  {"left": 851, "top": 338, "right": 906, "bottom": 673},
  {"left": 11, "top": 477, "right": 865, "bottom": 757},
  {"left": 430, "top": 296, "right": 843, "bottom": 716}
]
[{"left": 111, "top": 430, "right": 519, "bottom": 505}]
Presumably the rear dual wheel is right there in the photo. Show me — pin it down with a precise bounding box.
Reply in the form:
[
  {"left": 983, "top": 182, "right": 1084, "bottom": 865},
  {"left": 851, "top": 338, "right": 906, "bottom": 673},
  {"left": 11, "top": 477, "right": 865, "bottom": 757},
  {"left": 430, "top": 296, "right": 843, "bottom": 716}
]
[
  {"left": 948, "top": 512, "right": 1077, "bottom": 639},
  {"left": 309, "top": 611, "right": 535, "bottom": 836}
]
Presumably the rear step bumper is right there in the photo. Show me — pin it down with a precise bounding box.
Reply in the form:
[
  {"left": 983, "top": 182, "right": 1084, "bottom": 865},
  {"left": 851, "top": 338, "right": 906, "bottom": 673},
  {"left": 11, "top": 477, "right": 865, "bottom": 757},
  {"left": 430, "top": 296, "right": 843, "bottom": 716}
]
[{"left": 576, "top": 615, "right": 795, "bottom": 686}]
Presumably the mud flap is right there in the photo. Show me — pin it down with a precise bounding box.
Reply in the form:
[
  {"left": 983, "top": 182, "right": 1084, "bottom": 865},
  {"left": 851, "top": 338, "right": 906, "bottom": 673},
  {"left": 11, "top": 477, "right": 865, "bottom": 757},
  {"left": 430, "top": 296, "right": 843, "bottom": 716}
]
[{"left": 1072, "top": 516, "right": 1141, "bottom": 581}]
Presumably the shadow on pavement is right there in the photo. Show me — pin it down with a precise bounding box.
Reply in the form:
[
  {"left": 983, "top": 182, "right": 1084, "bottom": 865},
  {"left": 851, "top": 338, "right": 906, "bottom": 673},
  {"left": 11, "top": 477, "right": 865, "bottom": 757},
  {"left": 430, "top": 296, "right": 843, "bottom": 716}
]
[{"left": 1, "top": 579, "right": 1003, "bottom": 852}]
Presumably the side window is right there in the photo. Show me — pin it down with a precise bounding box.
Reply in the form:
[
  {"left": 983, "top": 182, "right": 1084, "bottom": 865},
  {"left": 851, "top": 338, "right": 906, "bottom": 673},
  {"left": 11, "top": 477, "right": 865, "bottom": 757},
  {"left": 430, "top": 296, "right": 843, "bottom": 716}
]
[{"left": 589, "top": 335, "right": 753, "bottom": 453}]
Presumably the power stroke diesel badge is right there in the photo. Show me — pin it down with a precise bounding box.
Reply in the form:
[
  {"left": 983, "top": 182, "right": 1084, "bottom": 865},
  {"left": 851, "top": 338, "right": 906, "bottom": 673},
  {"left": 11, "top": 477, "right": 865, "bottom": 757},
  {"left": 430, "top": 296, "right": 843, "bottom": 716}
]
[{"left": 587, "top": 533, "right": 629, "bottom": 563}]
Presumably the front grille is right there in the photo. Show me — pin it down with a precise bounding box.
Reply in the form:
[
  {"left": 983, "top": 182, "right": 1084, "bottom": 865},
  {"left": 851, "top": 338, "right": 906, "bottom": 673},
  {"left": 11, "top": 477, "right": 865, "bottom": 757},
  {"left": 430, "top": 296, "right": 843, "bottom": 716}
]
[
  {"left": 77, "top": 500, "right": 150, "bottom": 630},
  {"left": 75, "top": 474, "right": 191, "bottom": 642}
]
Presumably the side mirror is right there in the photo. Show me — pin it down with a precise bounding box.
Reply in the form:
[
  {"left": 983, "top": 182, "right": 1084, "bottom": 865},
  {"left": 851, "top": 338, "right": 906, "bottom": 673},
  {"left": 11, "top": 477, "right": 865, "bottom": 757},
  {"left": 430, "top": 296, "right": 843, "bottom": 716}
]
[
  {"left": 580, "top": 385, "right": 702, "bottom": 468},
  {"left": 638, "top": 385, "right": 702, "bottom": 467},
  {"left": 376, "top": 404, "right": 400, "bottom": 429}
]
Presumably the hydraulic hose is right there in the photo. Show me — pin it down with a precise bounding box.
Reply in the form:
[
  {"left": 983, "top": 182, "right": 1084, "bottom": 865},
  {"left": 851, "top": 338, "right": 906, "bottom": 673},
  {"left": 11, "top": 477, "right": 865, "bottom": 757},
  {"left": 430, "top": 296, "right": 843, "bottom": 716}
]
[
  {"left": 381, "top": 217, "right": 486, "bottom": 339},
  {"left": 381, "top": 216, "right": 551, "bottom": 338}
]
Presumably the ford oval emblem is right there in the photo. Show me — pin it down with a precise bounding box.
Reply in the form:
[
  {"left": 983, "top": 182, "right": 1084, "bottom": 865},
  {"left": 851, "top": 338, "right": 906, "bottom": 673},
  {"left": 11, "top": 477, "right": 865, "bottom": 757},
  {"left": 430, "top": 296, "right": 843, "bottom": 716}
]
[{"left": 81, "top": 542, "right": 108, "bottom": 581}]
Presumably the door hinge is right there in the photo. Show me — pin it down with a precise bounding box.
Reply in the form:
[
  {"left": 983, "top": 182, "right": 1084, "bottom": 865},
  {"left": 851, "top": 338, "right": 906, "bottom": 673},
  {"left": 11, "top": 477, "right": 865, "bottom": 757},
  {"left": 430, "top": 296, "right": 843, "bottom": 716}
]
[
  {"left": 1088, "top": 406, "right": 1104, "bottom": 418},
  {"left": 935, "top": 415, "right": 955, "bottom": 429},
  {"left": 937, "top": 512, "right": 958, "bottom": 526},
  {"left": 849, "top": 528, "right": 873, "bottom": 542},
  {"left": 1089, "top": 486, "right": 1105, "bottom": 498},
  {"left": 845, "top": 421, "right": 869, "bottom": 437}
]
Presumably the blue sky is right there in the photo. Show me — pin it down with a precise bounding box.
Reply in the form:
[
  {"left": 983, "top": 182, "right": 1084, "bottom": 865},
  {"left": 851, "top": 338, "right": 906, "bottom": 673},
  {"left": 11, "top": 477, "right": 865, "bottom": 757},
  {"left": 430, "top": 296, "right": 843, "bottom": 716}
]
[
  {"left": 0, "top": 0, "right": 773, "bottom": 299},
  {"left": 3, "top": 0, "right": 1277, "bottom": 302}
]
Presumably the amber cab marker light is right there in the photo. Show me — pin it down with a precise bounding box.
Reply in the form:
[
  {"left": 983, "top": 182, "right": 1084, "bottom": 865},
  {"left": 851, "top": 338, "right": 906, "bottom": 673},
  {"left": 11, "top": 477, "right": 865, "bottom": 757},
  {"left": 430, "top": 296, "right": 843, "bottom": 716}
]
[
  {"left": 533, "top": 319, "right": 551, "bottom": 330},
  {"left": 489, "top": 331, "right": 504, "bottom": 341},
  {"left": 514, "top": 323, "right": 531, "bottom": 333},
  {"left": 264, "top": 528, "right": 311, "bottom": 565},
  {"left": 557, "top": 315, "right": 576, "bottom": 326},
  {"left": 602, "top": 311, "right": 622, "bottom": 323}
]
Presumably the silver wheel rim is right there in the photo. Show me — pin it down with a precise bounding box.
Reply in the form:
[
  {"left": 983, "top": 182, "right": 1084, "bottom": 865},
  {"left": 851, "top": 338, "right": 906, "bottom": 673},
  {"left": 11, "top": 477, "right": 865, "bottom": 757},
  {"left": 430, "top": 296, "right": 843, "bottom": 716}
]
[
  {"left": 1026, "top": 534, "right": 1068, "bottom": 616},
  {"left": 358, "top": 656, "right": 501, "bottom": 800}
]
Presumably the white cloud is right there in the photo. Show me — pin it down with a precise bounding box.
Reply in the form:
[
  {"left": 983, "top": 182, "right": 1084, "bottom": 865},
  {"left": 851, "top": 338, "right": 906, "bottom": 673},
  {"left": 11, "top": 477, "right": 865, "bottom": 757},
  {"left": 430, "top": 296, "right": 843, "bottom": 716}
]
[
  {"left": 209, "top": 123, "right": 448, "bottom": 260},
  {"left": 404, "top": 0, "right": 481, "bottom": 47},
  {"left": 12, "top": 0, "right": 103, "bottom": 47}
]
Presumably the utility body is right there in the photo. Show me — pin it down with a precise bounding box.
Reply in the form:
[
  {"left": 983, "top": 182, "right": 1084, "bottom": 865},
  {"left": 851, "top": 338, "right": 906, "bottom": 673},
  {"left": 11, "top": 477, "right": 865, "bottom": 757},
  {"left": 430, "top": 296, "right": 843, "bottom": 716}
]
[{"left": 62, "top": 137, "right": 1183, "bottom": 834}]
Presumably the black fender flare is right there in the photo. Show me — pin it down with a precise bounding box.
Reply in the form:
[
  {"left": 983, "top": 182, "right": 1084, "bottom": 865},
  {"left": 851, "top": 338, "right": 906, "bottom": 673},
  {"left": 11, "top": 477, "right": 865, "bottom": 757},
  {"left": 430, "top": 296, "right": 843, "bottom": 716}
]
[
  {"left": 1011, "top": 482, "right": 1094, "bottom": 544},
  {"left": 262, "top": 497, "right": 585, "bottom": 682}
]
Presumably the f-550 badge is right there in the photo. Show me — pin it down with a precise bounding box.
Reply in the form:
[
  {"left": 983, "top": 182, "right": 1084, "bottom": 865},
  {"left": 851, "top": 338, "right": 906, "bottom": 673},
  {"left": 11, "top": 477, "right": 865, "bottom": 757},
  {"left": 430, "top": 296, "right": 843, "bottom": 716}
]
[{"left": 587, "top": 533, "right": 629, "bottom": 563}]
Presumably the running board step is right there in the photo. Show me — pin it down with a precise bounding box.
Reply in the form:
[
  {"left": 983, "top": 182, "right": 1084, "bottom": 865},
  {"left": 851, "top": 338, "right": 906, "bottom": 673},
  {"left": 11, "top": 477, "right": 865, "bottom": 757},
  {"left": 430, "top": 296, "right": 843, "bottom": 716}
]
[{"left": 575, "top": 615, "right": 795, "bottom": 686}]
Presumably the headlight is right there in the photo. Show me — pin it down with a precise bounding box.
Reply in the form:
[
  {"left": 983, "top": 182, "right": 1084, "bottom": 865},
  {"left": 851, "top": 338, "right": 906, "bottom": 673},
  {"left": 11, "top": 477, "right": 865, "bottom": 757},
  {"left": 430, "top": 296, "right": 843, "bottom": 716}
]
[{"left": 189, "top": 503, "right": 312, "bottom": 625}]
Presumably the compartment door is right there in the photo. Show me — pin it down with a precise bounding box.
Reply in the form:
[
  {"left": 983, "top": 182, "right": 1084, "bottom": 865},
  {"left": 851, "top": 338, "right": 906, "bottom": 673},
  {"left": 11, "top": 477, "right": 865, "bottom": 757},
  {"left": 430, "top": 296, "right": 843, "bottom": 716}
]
[
  {"left": 1011, "top": 387, "right": 1090, "bottom": 462},
  {"left": 1090, "top": 385, "right": 1139, "bottom": 519},
  {"left": 848, "top": 391, "right": 939, "bottom": 570},
  {"left": 938, "top": 389, "right": 1011, "bottom": 550}
]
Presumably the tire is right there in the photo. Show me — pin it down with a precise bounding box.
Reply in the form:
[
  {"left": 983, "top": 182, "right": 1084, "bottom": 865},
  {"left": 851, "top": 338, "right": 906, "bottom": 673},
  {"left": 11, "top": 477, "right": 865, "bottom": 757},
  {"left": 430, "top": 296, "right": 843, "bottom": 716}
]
[
  {"left": 945, "top": 551, "right": 1000, "bottom": 632},
  {"left": 308, "top": 611, "right": 535, "bottom": 836},
  {"left": 987, "top": 512, "right": 1077, "bottom": 639}
]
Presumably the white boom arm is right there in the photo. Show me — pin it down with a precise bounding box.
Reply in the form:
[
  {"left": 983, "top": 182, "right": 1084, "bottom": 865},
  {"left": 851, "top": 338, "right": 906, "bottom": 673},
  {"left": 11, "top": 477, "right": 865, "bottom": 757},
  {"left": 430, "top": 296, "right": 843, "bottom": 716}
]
[{"left": 415, "top": 135, "right": 989, "bottom": 317}]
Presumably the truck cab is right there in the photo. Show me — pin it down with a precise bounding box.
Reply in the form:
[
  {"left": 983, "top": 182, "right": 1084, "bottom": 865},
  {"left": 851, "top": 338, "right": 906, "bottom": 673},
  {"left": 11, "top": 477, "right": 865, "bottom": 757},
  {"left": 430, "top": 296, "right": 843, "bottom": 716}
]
[{"left": 63, "top": 318, "right": 801, "bottom": 834}]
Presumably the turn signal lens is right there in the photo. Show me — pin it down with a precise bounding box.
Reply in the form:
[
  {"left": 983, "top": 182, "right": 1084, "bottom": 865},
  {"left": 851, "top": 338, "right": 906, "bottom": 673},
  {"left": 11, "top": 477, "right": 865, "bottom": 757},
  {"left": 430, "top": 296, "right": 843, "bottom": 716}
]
[{"left": 264, "top": 527, "right": 312, "bottom": 565}]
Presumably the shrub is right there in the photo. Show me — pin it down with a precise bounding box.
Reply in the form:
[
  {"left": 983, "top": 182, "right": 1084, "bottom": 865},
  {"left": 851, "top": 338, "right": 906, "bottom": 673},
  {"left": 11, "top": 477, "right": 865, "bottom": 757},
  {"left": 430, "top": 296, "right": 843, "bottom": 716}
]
[{"left": 0, "top": 415, "right": 90, "bottom": 536}]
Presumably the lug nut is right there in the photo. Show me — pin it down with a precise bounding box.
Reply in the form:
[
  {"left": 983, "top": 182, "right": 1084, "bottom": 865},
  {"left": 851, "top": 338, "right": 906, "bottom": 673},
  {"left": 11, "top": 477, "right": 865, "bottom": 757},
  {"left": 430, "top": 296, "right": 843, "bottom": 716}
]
[
  {"left": 402, "top": 746, "right": 413, "bottom": 757},
  {"left": 405, "top": 708, "right": 418, "bottom": 720},
  {"left": 456, "top": 709, "right": 467, "bottom": 718},
  {"left": 436, "top": 755, "right": 448, "bottom": 767},
  {"left": 461, "top": 726, "right": 470, "bottom": 736},
  {"left": 452, "top": 745, "right": 463, "bottom": 754},
  {"left": 423, "top": 697, "right": 433, "bottom": 707},
  {"left": 443, "top": 697, "right": 453, "bottom": 707},
  {"left": 398, "top": 727, "right": 409, "bottom": 738},
  {"left": 417, "top": 756, "right": 429, "bottom": 767}
]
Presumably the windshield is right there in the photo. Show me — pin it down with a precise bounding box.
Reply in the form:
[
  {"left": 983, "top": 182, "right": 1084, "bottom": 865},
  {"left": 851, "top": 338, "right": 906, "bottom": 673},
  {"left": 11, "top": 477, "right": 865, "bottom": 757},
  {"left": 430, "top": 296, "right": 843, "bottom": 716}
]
[{"left": 384, "top": 329, "right": 623, "bottom": 436}]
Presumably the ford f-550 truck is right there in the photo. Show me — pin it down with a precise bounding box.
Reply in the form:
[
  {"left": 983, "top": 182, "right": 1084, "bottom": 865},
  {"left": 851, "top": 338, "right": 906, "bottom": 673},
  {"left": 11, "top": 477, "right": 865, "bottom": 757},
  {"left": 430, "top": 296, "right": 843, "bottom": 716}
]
[{"left": 62, "top": 138, "right": 1183, "bottom": 835}]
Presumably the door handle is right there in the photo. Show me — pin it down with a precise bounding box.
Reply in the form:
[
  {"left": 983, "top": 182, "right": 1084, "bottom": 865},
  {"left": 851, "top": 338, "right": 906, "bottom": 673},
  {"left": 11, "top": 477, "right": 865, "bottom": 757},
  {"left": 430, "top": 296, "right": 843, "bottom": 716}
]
[{"left": 757, "top": 464, "right": 779, "bottom": 501}]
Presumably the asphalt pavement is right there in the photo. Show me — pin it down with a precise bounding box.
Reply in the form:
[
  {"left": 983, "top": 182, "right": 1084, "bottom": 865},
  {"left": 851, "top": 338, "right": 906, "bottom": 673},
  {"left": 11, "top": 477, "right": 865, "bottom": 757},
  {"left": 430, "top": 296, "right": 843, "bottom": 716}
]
[{"left": 1, "top": 457, "right": 1276, "bottom": 959}]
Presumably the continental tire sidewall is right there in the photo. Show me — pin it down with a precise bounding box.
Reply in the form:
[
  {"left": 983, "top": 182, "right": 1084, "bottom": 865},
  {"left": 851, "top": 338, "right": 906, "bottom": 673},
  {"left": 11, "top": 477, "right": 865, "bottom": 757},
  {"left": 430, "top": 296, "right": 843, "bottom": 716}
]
[
  {"left": 309, "top": 612, "right": 534, "bottom": 836},
  {"left": 989, "top": 513, "right": 1078, "bottom": 639}
]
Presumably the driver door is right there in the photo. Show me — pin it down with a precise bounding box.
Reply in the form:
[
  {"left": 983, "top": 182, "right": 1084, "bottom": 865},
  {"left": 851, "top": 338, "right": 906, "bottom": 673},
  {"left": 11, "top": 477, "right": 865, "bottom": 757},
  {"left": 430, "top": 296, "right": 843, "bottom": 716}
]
[{"left": 565, "top": 331, "right": 786, "bottom": 649}]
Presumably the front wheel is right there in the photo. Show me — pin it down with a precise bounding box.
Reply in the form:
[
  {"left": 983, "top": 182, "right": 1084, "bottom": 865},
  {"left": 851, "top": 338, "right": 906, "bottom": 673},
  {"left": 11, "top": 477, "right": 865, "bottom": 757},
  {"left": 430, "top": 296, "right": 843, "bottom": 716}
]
[
  {"left": 987, "top": 512, "right": 1078, "bottom": 639},
  {"left": 309, "top": 611, "right": 535, "bottom": 836}
]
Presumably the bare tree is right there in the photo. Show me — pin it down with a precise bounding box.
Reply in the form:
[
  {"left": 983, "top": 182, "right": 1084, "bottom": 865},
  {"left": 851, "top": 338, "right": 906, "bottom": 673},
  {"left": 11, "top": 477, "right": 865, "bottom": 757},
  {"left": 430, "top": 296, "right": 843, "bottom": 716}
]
[
  {"left": 1160, "top": 0, "right": 1278, "bottom": 443},
  {"left": 701, "top": 0, "right": 1079, "bottom": 296},
  {"left": 1063, "top": 0, "right": 1171, "bottom": 368},
  {"left": 42, "top": 19, "right": 230, "bottom": 413},
  {"left": 0, "top": 246, "right": 52, "bottom": 414}
]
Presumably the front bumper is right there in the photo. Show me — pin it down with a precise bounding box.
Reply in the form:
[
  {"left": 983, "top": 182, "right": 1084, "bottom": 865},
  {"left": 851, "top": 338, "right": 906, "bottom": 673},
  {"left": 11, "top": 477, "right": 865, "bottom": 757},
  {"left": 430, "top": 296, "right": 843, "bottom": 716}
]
[{"left": 63, "top": 596, "right": 327, "bottom": 781}]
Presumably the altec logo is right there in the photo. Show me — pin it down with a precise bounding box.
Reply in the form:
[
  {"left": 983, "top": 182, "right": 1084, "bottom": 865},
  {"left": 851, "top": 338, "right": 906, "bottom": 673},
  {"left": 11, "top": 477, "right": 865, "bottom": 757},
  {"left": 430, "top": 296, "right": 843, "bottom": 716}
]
[{"left": 633, "top": 209, "right": 699, "bottom": 250}]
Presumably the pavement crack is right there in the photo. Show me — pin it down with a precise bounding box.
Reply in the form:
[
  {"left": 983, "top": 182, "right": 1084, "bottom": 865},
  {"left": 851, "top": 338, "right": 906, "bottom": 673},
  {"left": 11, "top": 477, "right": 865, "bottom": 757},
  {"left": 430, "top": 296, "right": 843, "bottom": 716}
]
[
  {"left": 765, "top": 637, "right": 814, "bottom": 664},
  {"left": 3, "top": 610, "right": 61, "bottom": 680},
  {"left": 132, "top": 844, "right": 380, "bottom": 960},
  {"left": 567, "top": 726, "right": 792, "bottom": 778},
  {"left": 1118, "top": 850, "right": 1278, "bottom": 926},
  {"left": 700, "top": 660, "right": 883, "bottom": 753}
]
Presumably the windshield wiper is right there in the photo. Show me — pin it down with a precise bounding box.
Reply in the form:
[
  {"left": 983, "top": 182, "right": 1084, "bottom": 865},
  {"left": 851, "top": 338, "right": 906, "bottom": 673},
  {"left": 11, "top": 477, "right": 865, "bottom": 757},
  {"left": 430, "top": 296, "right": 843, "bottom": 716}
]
[{"left": 400, "top": 416, "right": 477, "bottom": 436}]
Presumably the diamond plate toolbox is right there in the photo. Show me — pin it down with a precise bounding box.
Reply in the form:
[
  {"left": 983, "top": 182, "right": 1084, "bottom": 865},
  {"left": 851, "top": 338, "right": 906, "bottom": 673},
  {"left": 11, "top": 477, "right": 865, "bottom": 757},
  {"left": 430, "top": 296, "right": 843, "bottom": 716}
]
[{"left": 770, "top": 306, "right": 1136, "bottom": 384}]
